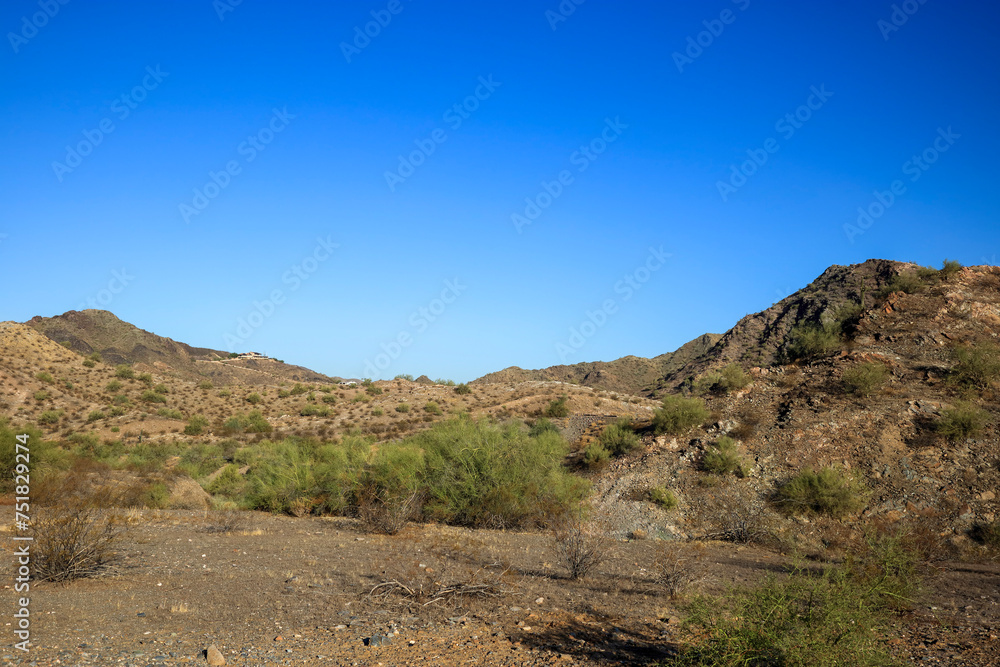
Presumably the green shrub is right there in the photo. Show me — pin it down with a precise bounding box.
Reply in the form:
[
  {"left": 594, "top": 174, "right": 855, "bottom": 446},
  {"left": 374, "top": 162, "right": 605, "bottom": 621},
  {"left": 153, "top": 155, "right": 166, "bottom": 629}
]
[
  {"left": 582, "top": 441, "right": 610, "bottom": 468},
  {"left": 114, "top": 365, "right": 134, "bottom": 380},
  {"left": 776, "top": 467, "right": 866, "bottom": 517},
  {"left": 289, "top": 383, "right": 308, "bottom": 396},
  {"left": 652, "top": 395, "right": 710, "bottom": 435},
  {"left": 365, "top": 386, "right": 383, "bottom": 396},
  {"left": 879, "top": 270, "right": 926, "bottom": 297},
  {"left": 649, "top": 486, "right": 678, "bottom": 510},
  {"left": 598, "top": 417, "right": 641, "bottom": 457},
  {"left": 351, "top": 394, "right": 370, "bottom": 404},
  {"left": 371, "top": 407, "right": 384, "bottom": 416},
  {"left": 104, "top": 380, "right": 122, "bottom": 392},
  {"left": 395, "top": 403, "right": 411, "bottom": 413},
  {"left": 156, "top": 408, "right": 184, "bottom": 420},
  {"left": 33, "top": 390, "right": 50, "bottom": 401},
  {"left": 143, "top": 482, "right": 171, "bottom": 509},
  {"left": 939, "top": 258, "right": 962, "bottom": 281},
  {"left": 423, "top": 401, "right": 442, "bottom": 415},
  {"left": 137, "top": 373, "right": 153, "bottom": 386},
  {"left": 394, "top": 374, "right": 414, "bottom": 381},
  {"left": 717, "top": 363, "right": 750, "bottom": 392},
  {"left": 82, "top": 359, "right": 96, "bottom": 368},
  {"left": 842, "top": 361, "right": 888, "bottom": 397},
  {"left": 86, "top": 410, "right": 106, "bottom": 423},
  {"left": 154, "top": 383, "right": 169, "bottom": 394},
  {"left": 936, "top": 401, "right": 990, "bottom": 441},
  {"left": 435, "top": 378, "right": 456, "bottom": 386},
  {"left": 108, "top": 406, "right": 127, "bottom": 417},
  {"left": 300, "top": 404, "right": 330, "bottom": 417},
  {"left": 543, "top": 395, "right": 570, "bottom": 418},
  {"left": 217, "top": 389, "right": 231, "bottom": 398},
  {"left": 417, "top": 416, "right": 588, "bottom": 528},
  {"left": 113, "top": 394, "right": 130, "bottom": 406},
  {"left": 950, "top": 343, "right": 1000, "bottom": 390},
  {"left": 786, "top": 323, "right": 841, "bottom": 361},
  {"left": 277, "top": 389, "right": 291, "bottom": 398},
  {"left": 529, "top": 418, "right": 559, "bottom": 438},
  {"left": 126, "top": 442, "right": 180, "bottom": 474},
  {"left": 223, "top": 410, "right": 272, "bottom": 435},
  {"left": 702, "top": 436, "right": 744, "bottom": 476},
  {"left": 88, "top": 352, "right": 102, "bottom": 362},
  {"left": 184, "top": 415, "right": 209, "bottom": 436},
  {"left": 140, "top": 390, "right": 167, "bottom": 404},
  {"left": 0, "top": 420, "right": 62, "bottom": 488},
  {"left": 321, "top": 394, "right": 337, "bottom": 404},
  {"left": 454, "top": 383, "right": 472, "bottom": 395},
  {"left": 39, "top": 410, "right": 62, "bottom": 425},
  {"left": 197, "top": 380, "right": 213, "bottom": 390},
  {"left": 35, "top": 371, "right": 54, "bottom": 383},
  {"left": 245, "top": 392, "right": 262, "bottom": 405}
]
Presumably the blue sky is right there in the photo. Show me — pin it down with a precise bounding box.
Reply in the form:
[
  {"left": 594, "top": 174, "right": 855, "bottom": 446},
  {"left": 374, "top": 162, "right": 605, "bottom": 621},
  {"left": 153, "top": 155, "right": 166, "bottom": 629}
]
[{"left": 1, "top": 0, "right": 997, "bottom": 381}]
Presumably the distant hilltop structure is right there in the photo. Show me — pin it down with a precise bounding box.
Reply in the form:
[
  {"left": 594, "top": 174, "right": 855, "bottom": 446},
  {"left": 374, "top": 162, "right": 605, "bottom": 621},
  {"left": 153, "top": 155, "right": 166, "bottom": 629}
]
[{"left": 230, "top": 351, "right": 270, "bottom": 360}]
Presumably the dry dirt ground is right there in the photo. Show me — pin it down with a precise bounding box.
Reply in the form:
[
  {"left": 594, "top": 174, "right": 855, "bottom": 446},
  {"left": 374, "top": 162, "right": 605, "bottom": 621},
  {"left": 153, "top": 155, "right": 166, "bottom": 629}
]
[{"left": 2, "top": 511, "right": 999, "bottom": 666}]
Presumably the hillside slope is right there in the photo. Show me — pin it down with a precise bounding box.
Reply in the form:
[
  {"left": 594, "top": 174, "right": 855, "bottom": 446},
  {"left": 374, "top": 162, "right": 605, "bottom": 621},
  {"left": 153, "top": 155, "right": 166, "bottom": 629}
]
[{"left": 26, "top": 310, "right": 333, "bottom": 385}]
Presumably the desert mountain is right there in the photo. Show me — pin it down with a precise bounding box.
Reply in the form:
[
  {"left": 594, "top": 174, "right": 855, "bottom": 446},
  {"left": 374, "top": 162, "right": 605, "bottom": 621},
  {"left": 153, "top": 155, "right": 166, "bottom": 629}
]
[{"left": 26, "top": 309, "right": 333, "bottom": 385}]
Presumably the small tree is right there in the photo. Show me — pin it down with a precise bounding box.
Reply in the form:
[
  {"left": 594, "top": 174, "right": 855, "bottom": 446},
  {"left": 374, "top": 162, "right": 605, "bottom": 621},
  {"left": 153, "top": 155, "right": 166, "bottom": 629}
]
[
  {"left": 652, "top": 395, "right": 709, "bottom": 435},
  {"left": 544, "top": 395, "right": 570, "bottom": 418}
]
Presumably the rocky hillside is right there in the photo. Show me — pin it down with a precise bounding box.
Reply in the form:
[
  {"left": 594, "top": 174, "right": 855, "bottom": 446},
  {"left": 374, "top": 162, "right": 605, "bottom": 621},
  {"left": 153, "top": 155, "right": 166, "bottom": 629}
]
[
  {"left": 27, "top": 310, "right": 334, "bottom": 385},
  {"left": 474, "top": 333, "right": 722, "bottom": 395}
]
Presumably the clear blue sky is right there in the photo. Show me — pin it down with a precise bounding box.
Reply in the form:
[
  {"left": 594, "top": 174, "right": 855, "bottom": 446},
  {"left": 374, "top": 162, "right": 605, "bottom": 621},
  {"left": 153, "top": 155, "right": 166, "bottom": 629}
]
[{"left": 1, "top": 0, "right": 997, "bottom": 381}]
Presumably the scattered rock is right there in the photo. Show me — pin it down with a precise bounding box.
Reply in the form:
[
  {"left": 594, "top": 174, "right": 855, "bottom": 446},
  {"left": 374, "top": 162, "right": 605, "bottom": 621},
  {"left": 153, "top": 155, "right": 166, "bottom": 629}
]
[
  {"left": 205, "top": 644, "right": 225, "bottom": 666},
  {"left": 366, "top": 634, "right": 392, "bottom": 647}
]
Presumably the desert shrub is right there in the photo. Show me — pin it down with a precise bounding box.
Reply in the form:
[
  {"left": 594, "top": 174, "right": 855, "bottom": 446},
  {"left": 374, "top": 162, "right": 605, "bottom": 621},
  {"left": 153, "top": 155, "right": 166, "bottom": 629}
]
[
  {"left": 156, "top": 408, "right": 183, "bottom": 420},
  {"left": 702, "top": 437, "right": 744, "bottom": 476},
  {"left": 435, "top": 378, "right": 456, "bottom": 386},
  {"left": 697, "top": 483, "right": 775, "bottom": 544},
  {"left": 652, "top": 395, "right": 710, "bottom": 435},
  {"left": 879, "top": 270, "right": 926, "bottom": 297},
  {"left": 277, "top": 389, "right": 291, "bottom": 398},
  {"left": 395, "top": 403, "right": 411, "bottom": 413},
  {"left": 136, "top": 373, "right": 152, "bottom": 386},
  {"left": 776, "top": 466, "right": 866, "bottom": 517},
  {"left": 39, "top": 410, "right": 62, "bottom": 425},
  {"left": 126, "top": 442, "right": 179, "bottom": 473},
  {"left": 175, "top": 442, "right": 225, "bottom": 479},
  {"left": 936, "top": 400, "right": 990, "bottom": 441},
  {"left": 197, "top": 380, "right": 213, "bottom": 390},
  {"left": 108, "top": 406, "right": 127, "bottom": 417},
  {"left": 143, "top": 481, "right": 171, "bottom": 509},
  {"left": 82, "top": 358, "right": 96, "bottom": 368},
  {"left": 113, "top": 394, "right": 130, "bottom": 405},
  {"left": 0, "top": 420, "right": 66, "bottom": 489},
  {"left": 938, "top": 258, "right": 962, "bottom": 281},
  {"left": 104, "top": 380, "right": 122, "bottom": 392},
  {"left": 222, "top": 410, "right": 273, "bottom": 435},
  {"left": 351, "top": 394, "right": 370, "bottom": 404},
  {"left": 206, "top": 464, "right": 245, "bottom": 497},
  {"left": 371, "top": 407, "right": 384, "bottom": 416},
  {"left": 202, "top": 508, "right": 249, "bottom": 534},
  {"left": 365, "top": 386, "right": 383, "bottom": 396},
  {"left": 598, "top": 417, "right": 641, "bottom": 457},
  {"left": 114, "top": 365, "right": 134, "bottom": 379},
  {"left": 33, "top": 390, "right": 50, "bottom": 401},
  {"left": 300, "top": 404, "right": 330, "bottom": 417},
  {"left": 86, "top": 410, "right": 106, "bottom": 423},
  {"left": 35, "top": 371, "right": 54, "bottom": 383},
  {"left": 321, "top": 394, "right": 337, "bottom": 404},
  {"left": 786, "top": 323, "right": 841, "bottom": 361},
  {"left": 454, "top": 383, "right": 472, "bottom": 395},
  {"left": 842, "top": 361, "right": 888, "bottom": 397},
  {"left": 950, "top": 343, "right": 1000, "bottom": 390},
  {"left": 971, "top": 521, "right": 1000, "bottom": 548},
  {"left": 154, "top": 383, "right": 169, "bottom": 394},
  {"left": 356, "top": 444, "right": 424, "bottom": 534},
  {"left": 217, "top": 389, "right": 231, "bottom": 398},
  {"left": 418, "top": 415, "right": 588, "bottom": 528},
  {"left": 649, "top": 486, "right": 678, "bottom": 510},
  {"left": 88, "top": 352, "right": 102, "bottom": 362},
  {"left": 552, "top": 514, "right": 607, "bottom": 580},
  {"left": 184, "top": 415, "right": 209, "bottom": 436},
  {"left": 582, "top": 441, "right": 610, "bottom": 468},
  {"left": 543, "top": 395, "right": 570, "bottom": 418},
  {"left": 699, "top": 363, "right": 751, "bottom": 394},
  {"left": 529, "top": 418, "right": 559, "bottom": 438},
  {"left": 245, "top": 392, "right": 262, "bottom": 405},
  {"left": 423, "top": 401, "right": 442, "bottom": 415},
  {"left": 289, "top": 383, "right": 308, "bottom": 396},
  {"left": 653, "top": 542, "right": 707, "bottom": 599},
  {"left": 671, "top": 554, "right": 912, "bottom": 667},
  {"left": 31, "top": 486, "right": 131, "bottom": 583},
  {"left": 394, "top": 373, "right": 414, "bottom": 381},
  {"left": 140, "top": 390, "right": 167, "bottom": 404}
]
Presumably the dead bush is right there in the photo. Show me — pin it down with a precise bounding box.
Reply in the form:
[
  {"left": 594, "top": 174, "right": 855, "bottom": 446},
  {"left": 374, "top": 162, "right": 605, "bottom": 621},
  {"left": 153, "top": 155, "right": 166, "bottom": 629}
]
[
  {"left": 202, "top": 508, "right": 250, "bottom": 534},
  {"left": 356, "top": 485, "right": 423, "bottom": 536},
  {"left": 695, "top": 482, "right": 776, "bottom": 545},
  {"left": 551, "top": 514, "right": 609, "bottom": 580},
  {"left": 651, "top": 541, "right": 708, "bottom": 599}
]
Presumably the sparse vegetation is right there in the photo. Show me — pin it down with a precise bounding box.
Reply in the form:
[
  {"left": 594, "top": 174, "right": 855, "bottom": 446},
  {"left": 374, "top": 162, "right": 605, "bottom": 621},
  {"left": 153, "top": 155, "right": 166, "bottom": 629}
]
[
  {"left": 936, "top": 400, "right": 990, "bottom": 441},
  {"left": 652, "top": 395, "right": 710, "bottom": 435},
  {"left": 582, "top": 441, "right": 610, "bottom": 468},
  {"left": 245, "top": 392, "right": 262, "bottom": 405},
  {"left": 950, "top": 342, "right": 1000, "bottom": 391},
  {"left": 842, "top": 361, "right": 888, "bottom": 397},
  {"left": 543, "top": 395, "right": 570, "bottom": 418},
  {"left": 597, "top": 417, "right": 641, "bottom": 457},
  {"left": 786, "top": 322, "right": 841, "bottom": 361},
  {"left": 649, "top": 486, "right": 678, "bottom": 510},
  {"left": 701, "top": 436, "right": 745, "bottom": 476},
  {"left": 300, "top": 404, "right": 330, "bottom": 417},
  {"left": 222, "top": 410, "right": 272, "bottom": 435},
  {"left": 423, "top": 401, "right": 442, "bottom": 415},
  {"left": 552, "top": 514, "right": 607, "bottom": 580},
  {"left": 454, "top": 383, "right": 472, "bottom": 395},
  {"left": 104, "top": 380, "right": 122, "bottom": 392},
  {"left": 395, "top": 403, "right": 411, "bottom": 413},
  {"left": 114, "top": 365, "right": 134, "bottom": 380},
  {"left": 140, "top": 390, "right": 167, "bottom": 404},
  {"left": 775, "top": 466, "right": 866, "bottom": 517},
  {"left": 35, "top": 371, "right": 54, "bottom": 383},
  {"left": 184, "top": 415, "right": 209, "bottom": 435}
]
